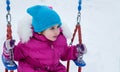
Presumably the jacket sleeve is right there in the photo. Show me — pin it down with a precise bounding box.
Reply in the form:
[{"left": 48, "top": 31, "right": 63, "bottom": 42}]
[
  {"left": 13, "top": 42, "right": 28, "bottom": 61},
  {"left": 57, "top": 32, "right": 78, "bottom": 61},
  {"left": 60, "top": 44, "right": 78, "bottom": 61}
]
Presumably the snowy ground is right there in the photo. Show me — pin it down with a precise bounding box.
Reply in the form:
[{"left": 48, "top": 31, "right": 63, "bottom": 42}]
[{"left": 0, "top": 0, "right": 120, "bottom": 72}]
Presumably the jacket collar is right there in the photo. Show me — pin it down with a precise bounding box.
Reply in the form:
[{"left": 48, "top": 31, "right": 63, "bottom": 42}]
[{"left": 33, "top": 32, "right": 49, "bottom": 42}]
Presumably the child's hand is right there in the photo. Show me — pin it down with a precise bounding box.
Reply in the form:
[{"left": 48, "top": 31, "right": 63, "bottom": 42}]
[
  {"left": 3, "top": 39, "right": 15, "bottom": 58},
  {"left": 73, "top": 44, "right": 87, "bottom": 67},
  {"left": 4, "top": 39, "right": 15, "bottom": 50},
  {"left": 76, "top": 44, "right": 87, "bottom": 54}
]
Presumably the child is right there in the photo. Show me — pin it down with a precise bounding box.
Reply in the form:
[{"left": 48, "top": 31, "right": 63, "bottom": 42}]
[{"left": 3, "top": 5, "right": 87, "bottom": 72}]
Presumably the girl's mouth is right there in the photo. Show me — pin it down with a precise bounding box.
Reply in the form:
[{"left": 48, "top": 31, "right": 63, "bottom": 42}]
[{"left": 53, "top": 36, "right": 57, "bottom": 38}]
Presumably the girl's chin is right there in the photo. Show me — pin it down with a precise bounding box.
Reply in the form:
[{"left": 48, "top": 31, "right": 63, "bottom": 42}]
[{"left": 49, "top": 38, "right": 57, "bottom": 41}]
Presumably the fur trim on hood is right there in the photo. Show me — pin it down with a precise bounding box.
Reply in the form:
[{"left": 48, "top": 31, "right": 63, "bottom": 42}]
[
  {"left": 17, "top": 14, "right": 33, "bottom": 43},
  {"left": 17, "top": 14, "right": 72, "bottom": 43}
]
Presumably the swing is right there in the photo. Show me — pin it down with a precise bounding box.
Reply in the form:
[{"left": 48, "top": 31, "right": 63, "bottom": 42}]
[
  {"left": 67, "top": 0, "right": 86, "bottom": 72},
  {"left": 2, "top": 0, "right": 86, "bottom": 72},
  {"left": 2, "top": 0, "right": 17, "bottom": 72}
]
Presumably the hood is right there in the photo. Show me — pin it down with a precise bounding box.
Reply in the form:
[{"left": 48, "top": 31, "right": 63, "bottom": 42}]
[
  {"left": 17, "top": 14, "right": 72, "bottom": 43},
  {"left": 17, "top": 14, "right": 33, "bottom": 43}
]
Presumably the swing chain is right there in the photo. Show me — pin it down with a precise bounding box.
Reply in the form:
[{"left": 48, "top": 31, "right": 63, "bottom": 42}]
[
  {"left": 6, "top": 11, "right": 11, "bottom": 24},
  {"left": 77, "top": 0, "right": 82, "bottom": 24},
  {"left": 6, "top": 0, "right": 11, "bottom": 24},
  {"left": 78, "top": 0, "right": 82, "bottom": 11},
  {"left": 77, "top": 11, "right": 81, "bottom": 24}
]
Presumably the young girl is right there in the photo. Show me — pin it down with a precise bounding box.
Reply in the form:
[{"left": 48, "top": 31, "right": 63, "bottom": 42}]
[{"left": 3, "top": 5, "right": 86, "bottom": 72}]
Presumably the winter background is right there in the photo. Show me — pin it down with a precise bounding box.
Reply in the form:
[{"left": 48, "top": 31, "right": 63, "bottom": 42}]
[{"left": 0, "top": 0, "right": 120, "bottom": 72}]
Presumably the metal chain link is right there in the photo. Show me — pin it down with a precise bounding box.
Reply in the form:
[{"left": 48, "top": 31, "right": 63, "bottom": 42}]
[{"left": 6, "top": 0, "right": 11, "bottom": 24}]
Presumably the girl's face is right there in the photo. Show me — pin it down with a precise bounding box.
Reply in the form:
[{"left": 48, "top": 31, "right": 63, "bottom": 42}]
[{"left": 42, "top": 24, "right": 60, "bottom": 41}]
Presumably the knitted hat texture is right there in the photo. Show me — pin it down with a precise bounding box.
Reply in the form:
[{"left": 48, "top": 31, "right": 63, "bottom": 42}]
[{"left": 27, "top": 5, "right": 62, "bottom": 32}]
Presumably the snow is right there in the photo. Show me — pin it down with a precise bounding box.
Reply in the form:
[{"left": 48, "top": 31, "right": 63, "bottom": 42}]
[{"left": 0, "top": 0, "right": 120, "bottom": 72}]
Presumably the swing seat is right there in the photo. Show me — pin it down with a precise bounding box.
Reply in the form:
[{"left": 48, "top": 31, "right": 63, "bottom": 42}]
[{"left": 2, "top": 55, "right": 17, "bottom": 70}]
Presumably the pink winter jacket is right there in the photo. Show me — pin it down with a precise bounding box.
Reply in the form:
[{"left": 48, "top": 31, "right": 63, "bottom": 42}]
[{"left": 13, "top": 32, "right": 77, "bottom": 72}]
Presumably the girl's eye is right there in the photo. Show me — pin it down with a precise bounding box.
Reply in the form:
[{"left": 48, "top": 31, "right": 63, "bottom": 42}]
[
  {"left": 49, "top": 25, "right": 60, "bottom": 30},
  {"left": 57, "top": 25, "right": 60, "bottom": 28},
  {"left": 50, "top": 27, "right": 55, "bottom": 30}
]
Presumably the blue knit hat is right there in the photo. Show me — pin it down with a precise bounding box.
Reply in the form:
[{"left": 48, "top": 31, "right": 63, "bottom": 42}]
[{"left": 27, "top": 5, "right": 62, "bottom": 32}]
